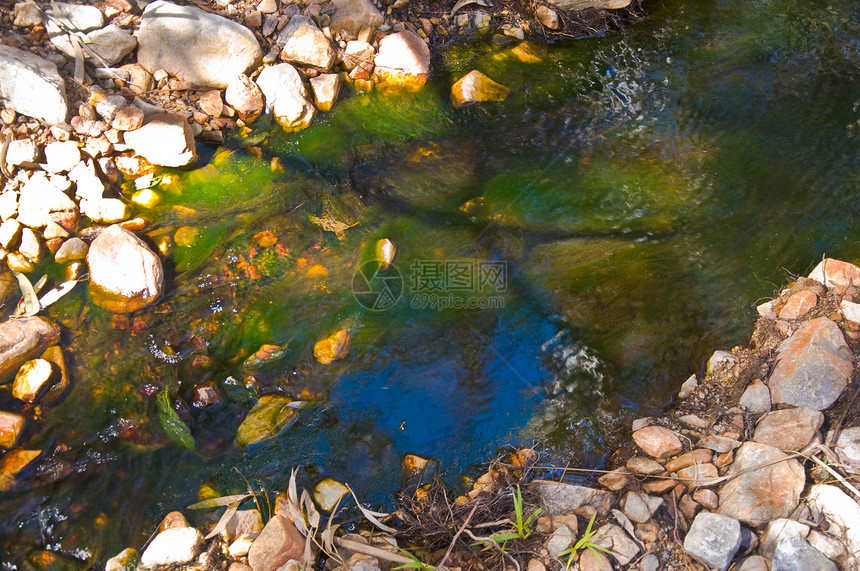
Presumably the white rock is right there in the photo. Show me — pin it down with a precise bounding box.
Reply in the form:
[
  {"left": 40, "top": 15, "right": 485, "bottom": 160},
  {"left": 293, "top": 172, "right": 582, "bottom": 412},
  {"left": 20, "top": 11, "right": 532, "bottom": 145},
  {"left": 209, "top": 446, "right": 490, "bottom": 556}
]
[
  {"left": 87, "top": 224, "right": 164, "bottom": 313},
  {"left": 50, "top": 25, "right": 137, "bottom": 66},
  {"left": 80, "top": 197, "right": 131, "bottom": 224},
  {"left": 0, "top": 45, "right": 68, "bottom": 125},
  {"left": 123, "top": 113, "right": 197, "bottom": 167},
  {"left": 17, "top": 173, "right": 79, "bottom": 231},
  {"left": 43, "top": 141, "right": 81, "bottom": 173},
  {"left": 12, "top": 358, "right": 55, "bottom": 402},
  {"left": 47, "top": 2, "right": 105, "bottom": 32},
  {"left": 256, "top": 64, "right": 315, "bottom": 131},
  {"left": 5, "top": 138, "right": 39, "bottom": 166},
  {"left": 136, "top": 1, "right": 263, "bottom": 89},
  {"left": 139, "top": 527, "right": 203, "bottom": 567},
  {"left": 373, "top": 30, "right": 431, "bottom": 88},
  {"left": 278, "top": 16, "right": 337, "bottom": 71},
  {"left": 620, "top": 491, "right": 662, "bottom": 523},
  {"left": 806, "top": 484, "right": 860, "bottom": 559},
  {"left": 309, "top": 73, "right": 342, "bottom": 112},
  {"left": 756, "top": 299, "right": 777, "bottom": 319},
  {"left": 833, "top": 426, "right": 860, "bottom": 467},
  {"left": 546, "top": 524, "right": 574, "bottom": 558},
  {"left": 677, "top": 374, "right": 698, "bottom": 399},
  {"left": 840, "top": 300, "right": 860, "bottom": 324},
  {"left": 707, "top": 350, "right": 736, "bottom": 376},
  {"left": 314, "top": 478, "right": 349, "bottom": 511},
  {"left": 13, "top": 2, "right": 44, "bottom": 27},
  {"left": 68, "top": 160, "right": 107, "bottom": 201}
]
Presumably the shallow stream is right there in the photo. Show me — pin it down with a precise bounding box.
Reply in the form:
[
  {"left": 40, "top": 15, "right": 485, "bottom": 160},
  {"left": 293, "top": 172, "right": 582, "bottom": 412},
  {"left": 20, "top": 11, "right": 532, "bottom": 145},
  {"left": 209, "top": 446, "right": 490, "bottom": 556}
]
[{"left": 1, "top": 0, "right": 859, "bottom": 565}]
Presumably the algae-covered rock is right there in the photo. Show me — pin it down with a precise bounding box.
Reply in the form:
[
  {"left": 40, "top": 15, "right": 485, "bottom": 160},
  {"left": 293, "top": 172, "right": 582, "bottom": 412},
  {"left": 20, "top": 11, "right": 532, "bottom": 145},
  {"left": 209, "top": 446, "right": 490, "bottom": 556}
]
[
  {"left": 451, "top": 70, "right": 510, "bottom": 108},
  {"left": 235, "top": 395, "right": 298, "bottom": 448},
  {"left": 314, "top": 329, "right": 350, "bottom": 364}
]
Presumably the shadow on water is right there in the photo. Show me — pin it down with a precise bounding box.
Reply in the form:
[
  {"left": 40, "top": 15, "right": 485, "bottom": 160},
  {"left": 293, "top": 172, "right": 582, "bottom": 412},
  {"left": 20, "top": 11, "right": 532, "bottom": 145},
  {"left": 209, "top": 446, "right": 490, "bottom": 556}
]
[{"left": 1, "top": 0, "right": 859, "bottom": 564}]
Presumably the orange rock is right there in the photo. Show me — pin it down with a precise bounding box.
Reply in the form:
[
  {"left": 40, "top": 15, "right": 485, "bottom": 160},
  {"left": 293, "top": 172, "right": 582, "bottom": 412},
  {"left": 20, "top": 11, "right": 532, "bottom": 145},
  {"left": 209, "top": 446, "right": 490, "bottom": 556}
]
[
  {"left": 306, "top": 264, "right": 329, "bottom": 278},
  {"left": 633, "top": 425, "right": 683, "bottom": 458},
  {"left": 313, "top": 329, "right": 349, "bottom": 364}
]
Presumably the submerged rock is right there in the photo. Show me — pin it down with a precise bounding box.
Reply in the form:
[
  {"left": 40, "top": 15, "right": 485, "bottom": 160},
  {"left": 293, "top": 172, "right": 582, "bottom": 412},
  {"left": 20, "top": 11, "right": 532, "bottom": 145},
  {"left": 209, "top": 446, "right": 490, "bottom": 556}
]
[
  {"left": 0, "top": 45, "right": 68, "bottom": 124},
  {"left": 0, "top": 449, "right": 41, "bottom": 492},
  {"left": 314, "top": 478, "right": 349, "bottom": 511},
  {"left": 87, "top": 225, "right": 164, "bottom": 313},
  {"left": 0, "top": 411, "right": 26, "bottom": 449},
  {"left": 12, "top": 358, "right": 56, "bottom": 403},
  {"left": 450, "top": 70, "right": 510, "bottom": 108},
  {"left": 235, "top": 395, "right": 298, "bottom": 448},
  {"left": 136, "top": 0, "right": 263, "bottom": 89},
  {"left": 314, "top": 329, "right": 350, "bottom": 364},
  {"left": 0, "top": 316, "right": 61, "bottom": 380}
]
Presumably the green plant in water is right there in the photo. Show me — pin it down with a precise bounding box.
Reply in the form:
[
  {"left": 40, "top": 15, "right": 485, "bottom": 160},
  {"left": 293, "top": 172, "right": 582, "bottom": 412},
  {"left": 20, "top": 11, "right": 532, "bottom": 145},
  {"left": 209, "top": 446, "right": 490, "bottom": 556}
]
[{"left": 557, "top": 513, "right": 613, "bottom": 570}]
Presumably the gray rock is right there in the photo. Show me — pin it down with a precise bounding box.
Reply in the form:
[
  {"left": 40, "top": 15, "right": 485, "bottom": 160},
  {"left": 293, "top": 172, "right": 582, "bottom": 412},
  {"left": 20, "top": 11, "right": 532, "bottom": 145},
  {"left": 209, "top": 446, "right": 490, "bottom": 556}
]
[
  {"left": 87, "top": 225, "right": 164, "bottom": 313},
  {"left": 140, "top": 527, "right": 203, "bottom": 567},
  {"left": 736, "top": 555, "right": 769, "bottom": 571},
  {"left": 678, "top": 374, "right": 698, "bottom": 399},
  {"left": 0, "top": 316, "right": 61, "bottom": 380},
  {"left": 278, "top": 16, "right": 337, "bottom": 71},
  {"left": 620, "top": 491, "right": 662, "bottom": 524},
  {"left": 374, "top": 30, "right": 431, "bottom": 88},
  {"left": 546, "top": 524, "right": 574, "bottom": 558},
  {"left": 753, "top": 407, "right": 823, "bottom": 451},
  {"left": 590, "top": 524, "right": 640, "bottom": 566},
  {"left": 739, "top": 379, "right": 771, "bottom": 413},
  {"left": 833, "top": 426, "right": 860, "bottom": 467},
  {"left": 546, "top": 0, "right": 632, "bottom": 9},
  {"left": 247, "top": 514, "right": 305, "bottom": 571},
  {"left": 136, "top": 1, "right": 263, "bottom": 89},
  {"left": 123, "top": 113, "right": 197, "bottom": 167},
  {"left": 637, "top": 553, "right": 659, "bottom": 571},
  {"left": 531, "top": 480, "right": 615, "bottom": 517},
  {"left": 94, "top": 95, "right": 129, "bottom": 123},
  {"left": 47, "top": 2, "right": 105, "bottom": 32},
  {"left": 772, "top": 536, "right": 836, "bottom": 571},
  {"left": 768, "top": 317, "right": 853, "bottom": 410},
  {"left": 329, "top": 0, "right": 383, "bottom": 36},
  {"left": 0, "top": 45, "right": 68, "bottom": 125},
  {"left": 683, "top": 512, "right": 742, "bottom": 571},
  {"left": 50, "top": 25, "right": 137, "bottom": 66},
  {"left": 696, "top": 435, "right": 741, "bottom": 453},
  {"left": 256, "top": 64, "right": 315, "bottom": 131},
  {"left": 760, "top": 518, "right": 810, "bottom": 558},
  {"left": 54, "top": 237, "right": 88, "bottom": 263},
  {"left": 717, "top": 442, "right": 805, "bottom": 525}
]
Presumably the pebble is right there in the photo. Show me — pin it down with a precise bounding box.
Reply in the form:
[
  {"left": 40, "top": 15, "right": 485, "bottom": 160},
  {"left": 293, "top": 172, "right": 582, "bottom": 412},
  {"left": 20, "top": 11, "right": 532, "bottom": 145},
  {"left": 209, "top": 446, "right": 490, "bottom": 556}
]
[{"left": 632, "top": 425, "right": 683, "bottom": 459}]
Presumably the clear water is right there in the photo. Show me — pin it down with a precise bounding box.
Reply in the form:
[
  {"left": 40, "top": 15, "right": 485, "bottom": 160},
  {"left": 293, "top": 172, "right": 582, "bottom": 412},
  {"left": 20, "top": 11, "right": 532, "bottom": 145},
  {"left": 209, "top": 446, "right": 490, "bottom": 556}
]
[{"left": 1, "top": 0, "right": 858, "bottom": 565}]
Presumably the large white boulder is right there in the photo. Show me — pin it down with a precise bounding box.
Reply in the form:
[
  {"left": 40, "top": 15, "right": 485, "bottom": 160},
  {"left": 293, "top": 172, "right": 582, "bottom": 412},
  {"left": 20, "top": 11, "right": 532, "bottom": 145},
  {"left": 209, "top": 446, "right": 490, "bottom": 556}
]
[
  {"left": 0, "top": 45, "right": 68, "bottom": 125},
  {"left": 136, "top": 0, "right": 262, "bottom": 88}
]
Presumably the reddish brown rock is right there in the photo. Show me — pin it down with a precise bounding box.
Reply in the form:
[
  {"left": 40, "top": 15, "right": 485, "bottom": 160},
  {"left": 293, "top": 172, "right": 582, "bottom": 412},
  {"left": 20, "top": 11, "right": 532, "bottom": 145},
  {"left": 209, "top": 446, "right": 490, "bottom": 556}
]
[
  {"left": 247, "top": 514, "right": 305, "bottom": 571},
  {"left": 779, "top": 290, "right": 818, "bottom": 320},
  {"left": 632, "top": 425, "right": 683, "bottom": 459},
  {"left": 0, "top": 411, "right": 25, "bottom": 449},
  {"left": 808, "top": 258, "right": 860, "bottom": 288},
  {"left": 665, "top": 449, "right": 713, "bottom": 472}
]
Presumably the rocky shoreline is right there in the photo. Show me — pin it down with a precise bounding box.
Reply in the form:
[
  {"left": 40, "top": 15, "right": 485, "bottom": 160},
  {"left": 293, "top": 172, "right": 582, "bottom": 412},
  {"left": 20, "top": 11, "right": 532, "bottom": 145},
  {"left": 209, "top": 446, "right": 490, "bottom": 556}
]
[
  {"left": 2, "top": 1, "right": 859, "bottom": 570},
  {"left": 89, "top": 258, "right": 860, "bottom": 571}
]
